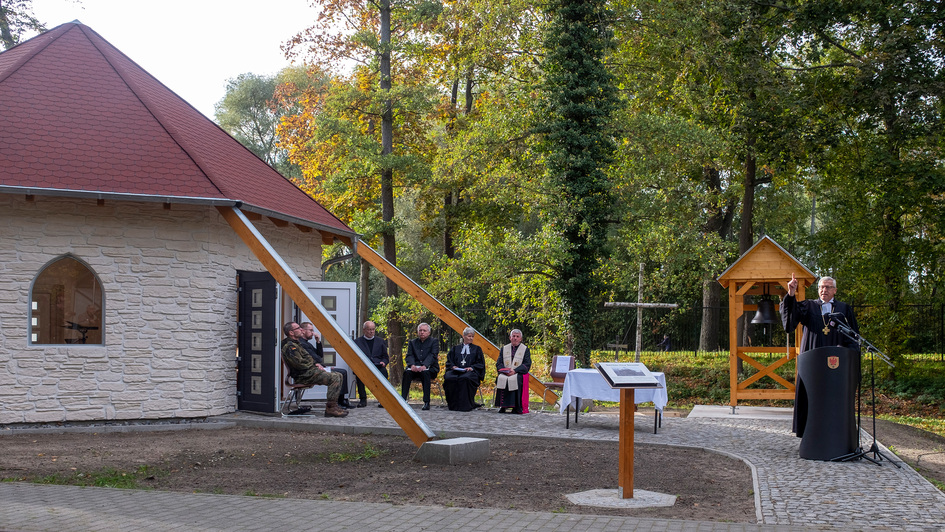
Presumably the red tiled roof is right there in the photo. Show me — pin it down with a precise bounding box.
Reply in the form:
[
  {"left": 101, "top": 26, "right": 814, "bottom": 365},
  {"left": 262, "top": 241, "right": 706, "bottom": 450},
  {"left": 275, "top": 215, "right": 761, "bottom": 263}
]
[{"left": 0, "top": 22, "right": 354, "bottom": 238}]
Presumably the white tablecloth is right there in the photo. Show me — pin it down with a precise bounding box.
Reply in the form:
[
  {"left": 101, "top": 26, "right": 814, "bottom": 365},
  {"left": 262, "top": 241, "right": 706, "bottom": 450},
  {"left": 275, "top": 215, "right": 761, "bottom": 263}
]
[{"left": 558, "top": 369, "right": 667, "bottom": 414}]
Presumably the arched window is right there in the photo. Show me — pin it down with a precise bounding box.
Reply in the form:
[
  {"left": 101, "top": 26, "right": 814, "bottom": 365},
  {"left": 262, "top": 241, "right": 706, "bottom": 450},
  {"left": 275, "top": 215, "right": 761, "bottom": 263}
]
[{"left": 30, "top": 256, "right": 104, "bottom": 345}]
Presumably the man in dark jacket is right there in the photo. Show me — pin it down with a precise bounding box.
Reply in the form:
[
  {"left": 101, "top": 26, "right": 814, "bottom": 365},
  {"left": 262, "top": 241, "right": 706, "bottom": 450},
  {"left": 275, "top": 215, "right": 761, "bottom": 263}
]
[
  {"left": 401, "top": 322, "right": 439, "bottom": 410},
  {"left": 353, "top": 321, "right": 389, "bottom": 408}
]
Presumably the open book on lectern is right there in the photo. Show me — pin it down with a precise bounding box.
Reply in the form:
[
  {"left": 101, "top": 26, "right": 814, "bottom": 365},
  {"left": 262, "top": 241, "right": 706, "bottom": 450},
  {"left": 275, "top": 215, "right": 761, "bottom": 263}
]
[{"left": 595, "top": 362, "right": 660, "bottom": 388}]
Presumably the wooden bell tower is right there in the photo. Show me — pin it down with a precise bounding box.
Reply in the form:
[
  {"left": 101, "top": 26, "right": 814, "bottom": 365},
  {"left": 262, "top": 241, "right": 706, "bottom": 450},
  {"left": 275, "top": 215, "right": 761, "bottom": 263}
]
[{"left": 717, "top": 237, "right": 815, "bottom": 407}]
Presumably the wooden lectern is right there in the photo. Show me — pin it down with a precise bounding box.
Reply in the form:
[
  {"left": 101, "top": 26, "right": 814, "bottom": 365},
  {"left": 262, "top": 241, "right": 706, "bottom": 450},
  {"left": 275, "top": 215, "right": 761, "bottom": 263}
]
[{"left": 597, "top": 362, "right": 662, "bottom": 499}]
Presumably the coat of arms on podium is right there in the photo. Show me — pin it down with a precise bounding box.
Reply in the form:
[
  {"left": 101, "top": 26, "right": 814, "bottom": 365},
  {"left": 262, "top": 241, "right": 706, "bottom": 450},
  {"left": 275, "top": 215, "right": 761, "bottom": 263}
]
[{"left": 827, "top": 356, "right": 840, "bottom": 369}]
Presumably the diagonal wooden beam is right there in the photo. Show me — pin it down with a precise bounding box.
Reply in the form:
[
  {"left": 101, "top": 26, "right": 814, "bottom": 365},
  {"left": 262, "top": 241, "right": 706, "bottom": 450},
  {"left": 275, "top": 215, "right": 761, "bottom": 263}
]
[
  {"left": 356, "top": 240, "right": 559, "bottom": 406},
  {"left": 736, "top": 351, "right": 795, "bottom": 390},
  {"left": 218, "top": 206, "right": 435, "bottom": 447}
]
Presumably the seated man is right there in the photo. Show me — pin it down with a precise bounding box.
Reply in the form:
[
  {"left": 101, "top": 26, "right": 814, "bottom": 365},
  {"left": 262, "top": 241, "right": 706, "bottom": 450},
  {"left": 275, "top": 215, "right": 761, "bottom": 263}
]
[
  {"left": 494, "top": 329, "right": 532, "bottom": 414},
  {"left": 443, "top": 327, "right": 485, "bottom": 411},
  {"left": 401, "top": 322, "right": 439, "bottom": 410},
  {"left": 300, "top": 322, "right": 352, "bottom": 408},
  {"left": 353, "top": 320, "right": 389, "bottom": 408},
  {"left": 281, "top": 321, "right": 347, "bottom": 418}
]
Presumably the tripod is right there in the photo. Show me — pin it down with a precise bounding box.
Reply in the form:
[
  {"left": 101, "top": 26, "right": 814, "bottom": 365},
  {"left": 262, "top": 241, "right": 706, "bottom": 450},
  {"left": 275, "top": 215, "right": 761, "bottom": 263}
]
[{"left": 833, "top": 323, "right": 900, "bottom": 467}]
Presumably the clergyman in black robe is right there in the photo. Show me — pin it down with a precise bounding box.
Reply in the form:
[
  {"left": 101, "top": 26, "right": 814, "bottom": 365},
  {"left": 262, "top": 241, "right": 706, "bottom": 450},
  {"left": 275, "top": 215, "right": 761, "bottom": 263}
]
[
  {"left": 443, "top": 327, "right": 486, "bottom": 411},
  {"left": 780, "top": 273, "right": 861, "bottom": 436}
]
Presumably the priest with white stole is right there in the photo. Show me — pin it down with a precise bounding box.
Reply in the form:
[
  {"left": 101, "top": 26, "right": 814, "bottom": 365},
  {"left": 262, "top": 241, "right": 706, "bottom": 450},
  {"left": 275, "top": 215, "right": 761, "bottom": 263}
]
[{"left": 493, "top": 329, "right": 532, "bottom": 414}]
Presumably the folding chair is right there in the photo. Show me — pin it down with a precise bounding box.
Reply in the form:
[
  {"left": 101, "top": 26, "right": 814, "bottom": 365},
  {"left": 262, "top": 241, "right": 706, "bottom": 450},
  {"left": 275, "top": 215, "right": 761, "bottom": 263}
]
[
  {"left": 429, "top": 379, "right": 448, "bottom": 407},
  {"left": 281, "top": 363, "right": 315, "bottom": 416}
]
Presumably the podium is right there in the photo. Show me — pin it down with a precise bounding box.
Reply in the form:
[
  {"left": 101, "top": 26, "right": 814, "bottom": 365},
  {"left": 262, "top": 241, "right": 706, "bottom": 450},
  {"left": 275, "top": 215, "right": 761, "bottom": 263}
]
[{"left": 795, "top": 346, "right": 859, "bottom": 460}]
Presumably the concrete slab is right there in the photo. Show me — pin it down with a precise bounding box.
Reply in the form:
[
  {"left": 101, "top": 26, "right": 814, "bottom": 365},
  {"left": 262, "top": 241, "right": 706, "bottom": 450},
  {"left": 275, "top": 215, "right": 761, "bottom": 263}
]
[
  {"left": 414, "top": 437, "right": 489, "bottom": 465},
  {"left": 688, "top": 404, "right": 793, "bottom": 420},
  {"left": 566, "top": 488, "right": 676, "bottom": 509}
]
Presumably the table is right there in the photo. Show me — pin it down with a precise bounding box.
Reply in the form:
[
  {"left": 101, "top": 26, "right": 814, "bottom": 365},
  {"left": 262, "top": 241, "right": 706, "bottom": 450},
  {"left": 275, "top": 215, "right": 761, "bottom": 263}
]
[{"left": 559, "top": 369, "right": 667, "bottom": 433}]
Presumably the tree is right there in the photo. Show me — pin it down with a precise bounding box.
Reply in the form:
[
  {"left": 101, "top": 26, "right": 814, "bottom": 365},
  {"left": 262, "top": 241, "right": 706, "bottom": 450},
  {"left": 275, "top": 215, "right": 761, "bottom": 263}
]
[
  {"left": 215, "top": 68, "right": 314, "bottom": 177},
  {"left": 606, "top": 0, "right": 817, "bottom": 352},
  {"left": 283, "top": 0, "right": 441, "bottom": 381},
  {"left": 0, "top": 0, "right": 45, "bottom": 50},
  {"left": 784, "top": 1, "right": 945, "bottom": 367},
  {"left": 539, "top": 0, "right": 618, "bottom": 366}
]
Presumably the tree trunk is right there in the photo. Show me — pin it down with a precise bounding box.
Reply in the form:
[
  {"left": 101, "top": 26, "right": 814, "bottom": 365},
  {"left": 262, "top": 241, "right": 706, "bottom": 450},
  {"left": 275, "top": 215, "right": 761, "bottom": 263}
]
[
  {"left": 358, "top": 257, "right": 370, "bottom": 332},
  {"left": 699, "top": 165, "right": 736, "bottom": 351},
  {"left": 739, "top": 151, "right": 757, "bottom": 253},
  {"left": 699, "top": 278, "right": 721, "bottom": 351},
  {"left": 378, "top": 0, "right": 404, "bottom": 385},
  {"left": 444, "top": 191, "right": 455, "bottom": 258}
]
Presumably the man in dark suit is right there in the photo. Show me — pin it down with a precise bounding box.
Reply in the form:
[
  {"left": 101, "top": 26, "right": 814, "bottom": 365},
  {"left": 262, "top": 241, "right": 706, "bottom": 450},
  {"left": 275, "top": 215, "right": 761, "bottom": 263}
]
[
  {"left": 780, "top": 274, "right": 860, "bottom": 352},
  {"left": 353, "top": 320, "right": 389, "bottom": 408},
  {"left": 401, "top": 322, "right": 439, "bottom": 410},
  {"left": 299, "top": 322, "right": 351, "bottom": 408}
]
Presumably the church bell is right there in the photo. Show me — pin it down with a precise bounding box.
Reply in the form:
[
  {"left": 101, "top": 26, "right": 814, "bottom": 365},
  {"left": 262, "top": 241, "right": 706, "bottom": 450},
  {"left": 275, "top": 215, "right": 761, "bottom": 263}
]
[{"left": 751, "top": 298, "right": 777, "bottom": 324}]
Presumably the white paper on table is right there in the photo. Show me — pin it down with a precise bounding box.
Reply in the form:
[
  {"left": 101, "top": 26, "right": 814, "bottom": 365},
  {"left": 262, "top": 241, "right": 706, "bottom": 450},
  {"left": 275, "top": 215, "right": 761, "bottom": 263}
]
[{"left": 554, "top": 356, "right": 573, "bottom": 374}]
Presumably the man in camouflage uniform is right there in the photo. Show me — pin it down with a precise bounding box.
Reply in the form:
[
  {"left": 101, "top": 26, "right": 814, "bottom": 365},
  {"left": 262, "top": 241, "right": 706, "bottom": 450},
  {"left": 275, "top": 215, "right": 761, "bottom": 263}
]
[{"left": 281, "top": 322, "right": 347, "bottom": 418}]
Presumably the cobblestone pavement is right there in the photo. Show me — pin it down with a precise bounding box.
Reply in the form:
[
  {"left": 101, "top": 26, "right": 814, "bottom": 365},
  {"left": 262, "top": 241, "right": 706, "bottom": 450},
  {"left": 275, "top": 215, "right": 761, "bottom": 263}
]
[
  {"left": 1, "top": 402, "right": 943, "bottom": 532},
  {"left": 231, "top": 402, "right": 945, "bottom": 531}
]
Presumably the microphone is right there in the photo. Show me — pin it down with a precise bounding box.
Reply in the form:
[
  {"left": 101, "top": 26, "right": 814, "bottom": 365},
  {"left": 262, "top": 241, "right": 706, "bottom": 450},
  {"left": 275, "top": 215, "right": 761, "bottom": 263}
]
[{"left": 827, "top": 312, "right": 847, "bottom": 322}]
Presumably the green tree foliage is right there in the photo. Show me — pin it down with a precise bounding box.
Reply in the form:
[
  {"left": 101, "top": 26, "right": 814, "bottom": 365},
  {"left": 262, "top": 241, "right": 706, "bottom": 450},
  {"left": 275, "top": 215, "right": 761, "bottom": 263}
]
[
  {"left": 781, "top": 1, "right": 945, "bottom": 367},
  {"left": 538, "top": 0, "right": 617, "bottom": 366},
  {"left": 282, "top": 0, "right": 443, "bottom": 379},
  {"left": 271, "top": 0, "right": 943, "bottom": 364},
  {"left": 0, "top": 0, "right": 45, "bottom": 50},
  {"left": 215, "top": 68, "right": 313, "bottom": 178}
]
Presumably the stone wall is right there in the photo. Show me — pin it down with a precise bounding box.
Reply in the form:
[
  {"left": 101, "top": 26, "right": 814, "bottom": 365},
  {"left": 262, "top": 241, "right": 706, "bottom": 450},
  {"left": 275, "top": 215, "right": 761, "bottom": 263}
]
[{"left": 0, "top": 195, "right": 323, "bottom": 424}]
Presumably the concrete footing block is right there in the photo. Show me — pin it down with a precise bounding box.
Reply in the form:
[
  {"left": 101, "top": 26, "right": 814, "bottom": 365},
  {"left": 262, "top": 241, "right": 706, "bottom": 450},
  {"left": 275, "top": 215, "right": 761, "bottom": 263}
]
[{"left": 414, "top": 437, "right": 489, "bottom": 465}]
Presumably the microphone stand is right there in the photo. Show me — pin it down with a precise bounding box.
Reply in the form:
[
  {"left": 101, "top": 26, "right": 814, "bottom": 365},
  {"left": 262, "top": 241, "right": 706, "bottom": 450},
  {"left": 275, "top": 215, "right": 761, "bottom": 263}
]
[{"left": 832, "top": 322, "right": 900, "bottom": 467}]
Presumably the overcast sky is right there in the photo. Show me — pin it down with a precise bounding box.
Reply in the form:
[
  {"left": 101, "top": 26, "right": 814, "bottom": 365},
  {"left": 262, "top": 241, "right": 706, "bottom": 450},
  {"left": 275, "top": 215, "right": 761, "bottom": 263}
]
[{"left": 29, "top": 0, "right": 317, "bottom": 118}]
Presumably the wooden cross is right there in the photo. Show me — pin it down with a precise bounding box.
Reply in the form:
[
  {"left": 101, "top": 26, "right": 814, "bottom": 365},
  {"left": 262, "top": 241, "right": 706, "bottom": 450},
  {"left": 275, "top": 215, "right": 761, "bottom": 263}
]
[{"left": 605, "top": 264, "right": 678, "bottom": 362}]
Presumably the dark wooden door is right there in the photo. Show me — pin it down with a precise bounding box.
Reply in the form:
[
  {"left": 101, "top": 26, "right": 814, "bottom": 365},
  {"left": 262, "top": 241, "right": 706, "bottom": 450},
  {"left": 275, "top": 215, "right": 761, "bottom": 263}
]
[{"left": 237, "top": 271, "right": 277, "bottom": 413}]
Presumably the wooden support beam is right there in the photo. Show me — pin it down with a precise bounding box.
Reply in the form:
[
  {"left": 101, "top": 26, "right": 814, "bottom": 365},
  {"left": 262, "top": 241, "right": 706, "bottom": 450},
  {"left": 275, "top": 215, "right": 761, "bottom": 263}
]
[
  {"left": 320, "top": 232, "right": 334, "bottom": 246},
  {"left": 736, "top": 352, "right": 794, "bottom": 389},
  {"left": 218, "top": 206, "right": 435, "bottom": 447},
  {"left": 294, "top": 223, "right": 312, "bottom": 233},
  {"left": 736, "top": 281, "right": 754, "bottom": 296},
  {"left": 268, "top": 217, "right": 289, "bottom": 227},
  {"left": 729, "top": 283, "right": 740, "bottom": 407},
  {"left": 356, "top": 240, "right": 558, "bottom": 406},
  {"left": 244, "top": 211, "right": 262, "bottom": 221}
]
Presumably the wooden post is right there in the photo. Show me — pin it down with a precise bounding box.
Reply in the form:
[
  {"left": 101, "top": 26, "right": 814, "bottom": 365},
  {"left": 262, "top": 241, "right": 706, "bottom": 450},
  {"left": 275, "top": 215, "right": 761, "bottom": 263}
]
[
  {"left": 618, "top": 387, "right": 636, "bottom": 498},
  {"left": 636, "top": 264, "right": 644, "bottom": 361}
]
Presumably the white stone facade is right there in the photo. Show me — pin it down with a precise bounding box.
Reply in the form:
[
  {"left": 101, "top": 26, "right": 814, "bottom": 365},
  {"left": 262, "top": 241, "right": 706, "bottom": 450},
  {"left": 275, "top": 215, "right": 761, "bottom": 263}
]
[{"left": 0, "top": 195, "right": 322, "bottom": 424}]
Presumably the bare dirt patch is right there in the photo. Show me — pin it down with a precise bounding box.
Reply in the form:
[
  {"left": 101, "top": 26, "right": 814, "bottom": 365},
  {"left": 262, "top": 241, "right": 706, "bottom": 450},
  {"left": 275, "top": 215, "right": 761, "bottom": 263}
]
[
  {"left": 868, "top": 419, "right": 945, "bottom": 488},
  {"left": 0, "top": 426, "right": 756, "bottom": 522}
]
